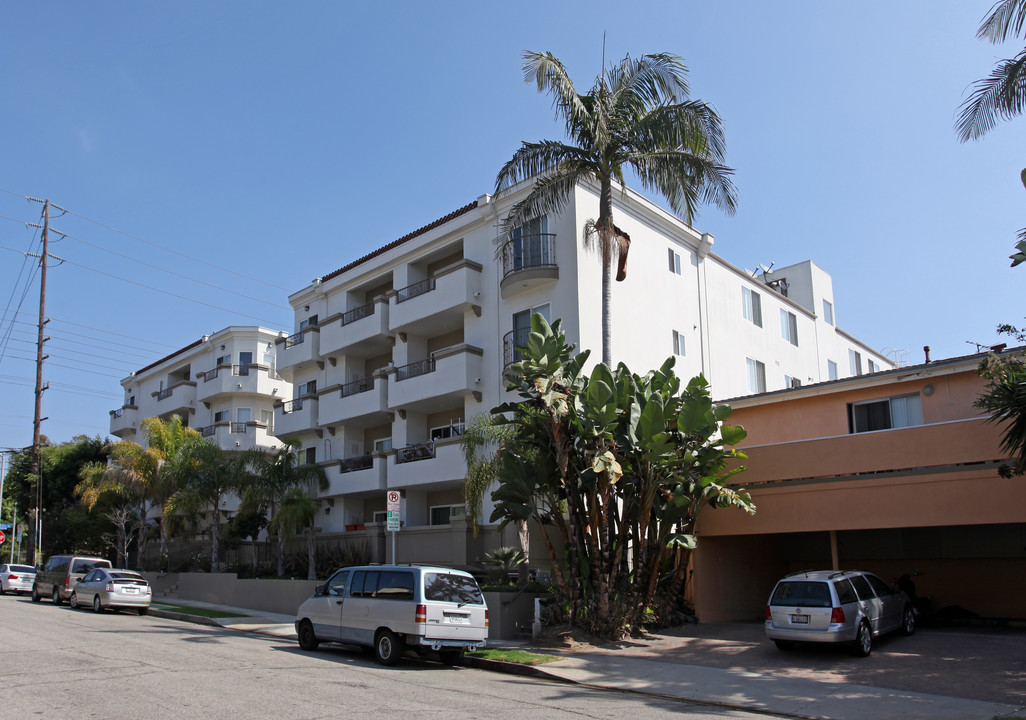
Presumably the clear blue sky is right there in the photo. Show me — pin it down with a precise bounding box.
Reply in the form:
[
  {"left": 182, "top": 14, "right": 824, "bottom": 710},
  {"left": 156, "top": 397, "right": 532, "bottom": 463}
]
[{"left": 1, "top": 1, "right": 1021, "bottom": 453}]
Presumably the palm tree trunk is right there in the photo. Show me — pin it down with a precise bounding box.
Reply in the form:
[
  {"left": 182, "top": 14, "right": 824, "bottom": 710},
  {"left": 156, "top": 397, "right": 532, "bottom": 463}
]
[
  {"left": 211, "top": 508, "right": 220, "bottom": 573},
  {"left": 307, "top": 525, "right": 316, "bottom": 581},
  {"left": 598, "top": 179, "right": 616, "bottom": 367}
]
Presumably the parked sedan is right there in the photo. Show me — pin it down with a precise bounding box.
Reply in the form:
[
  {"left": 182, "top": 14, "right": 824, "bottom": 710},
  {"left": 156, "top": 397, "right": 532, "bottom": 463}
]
[
  {"left": 70, "top": 568, "right": 151, "bottom": 614},
  {"left": 0, "top": 564, "right": 36, "bottom": 595}
]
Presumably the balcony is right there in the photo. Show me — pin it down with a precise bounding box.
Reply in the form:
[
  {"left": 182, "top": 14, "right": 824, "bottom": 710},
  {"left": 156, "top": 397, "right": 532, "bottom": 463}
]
[
  {"left": 389, "top": 260, "right": 483, "bottom": 336},
  {"left": 109, "top": 405, "right": 139, "bottom": 438},
  {"left": 388, "top": 344, "right": 483, "bottom": 413},
  {"left": 275, "top": 327, "right": 321, "bottom": 379},
  {"left": 151, "top": 381, "right": 197, "bottom": 421},
  {"left": 318, "top": 373, "right": 390, "bottom": 428},
  {"left": 388, "top": 437, "right": 465, "bottom": 490},
  {"left": 500, "top": 233, "right": 559, "bottom": 298},
  {"left": 196, "top": 364, "right": 289, "bottom": 403},
  {"left": 319, "top": 297, "right": 393, "bottom": 359},
  {"left": 502, "top": 327, "right": 532, "bottom": 368},
  {"left": 274, "top": 396, "right": 318, "bottom": 439},
  {"left": 321, "top": 454, "right": 387, "bottom": 496}
]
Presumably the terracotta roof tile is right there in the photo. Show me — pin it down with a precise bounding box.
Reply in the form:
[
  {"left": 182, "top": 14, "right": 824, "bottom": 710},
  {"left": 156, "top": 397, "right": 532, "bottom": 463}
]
[{"left": 320, "top": 200, "right": 479, "bottom": 283}]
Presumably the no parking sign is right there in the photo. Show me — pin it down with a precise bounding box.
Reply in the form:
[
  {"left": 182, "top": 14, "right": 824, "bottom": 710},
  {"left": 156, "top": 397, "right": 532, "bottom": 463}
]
[{"left": 386, "top": 491, "right": 401, "bottom": 532}]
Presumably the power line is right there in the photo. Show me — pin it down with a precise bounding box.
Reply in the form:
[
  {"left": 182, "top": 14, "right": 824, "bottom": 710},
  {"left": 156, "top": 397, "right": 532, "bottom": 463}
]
[
  {"left": 4, "top": 353, "right": 127, "bottom": 379},
  {"left": 0, "top": 307, "right": 179, "bottom": 350},
  {"left": 0, "top": 188, "right": 294, "bottom": 292},
  {"left": 7, "top": 323, "right": 161, "bottom": 360},
  {"left": 5, "top": 336, "right": 141, "bottom": 369},
  {"left": 0, "top": 243, "right": 289, "bottom": 326},
  {"left": 0, "top": 374, "right": 121, "bottom": 400}
]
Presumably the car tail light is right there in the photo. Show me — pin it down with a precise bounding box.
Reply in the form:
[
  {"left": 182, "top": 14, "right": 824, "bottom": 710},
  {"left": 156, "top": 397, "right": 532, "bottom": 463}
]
[
  {"left": 765, "top": 606, "right": 771, "bottom": 620},
  {"left": 64, "top": 577, "right": 70, "bottom": 587},
  {"left": 415, "top": 604, "right": 426, "bottom": 623},
  {"left": 485, "top": 609, "right": 489, "bottom": 629},
  {"left": 105, "top": 582, "right": 114, "bottom": 592},
  {"left": 831, "top": 606, "right": 846, "bottom": 623},
  {"left": 8, "top": 574, "right": 17, "bottom": 580},
  {"left": 145, "top": 586, "right": 152, "bottom": 595}
]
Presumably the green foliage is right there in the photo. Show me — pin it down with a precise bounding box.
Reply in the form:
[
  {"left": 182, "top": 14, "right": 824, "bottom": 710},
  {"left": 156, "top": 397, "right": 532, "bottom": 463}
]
[
  {"left": 492, "top": 314, "right": 754, "bottom": 639},
  {"left": 481, "top": 546, "right": 527, "bottom": 586},
  {"left": 976, "top": 340, "right": 1026, "bottom": 477}
]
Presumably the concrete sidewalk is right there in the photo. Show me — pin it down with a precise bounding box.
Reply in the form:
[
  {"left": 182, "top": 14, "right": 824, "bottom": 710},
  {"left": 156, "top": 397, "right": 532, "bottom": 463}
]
[{"left": 148, "top": 599, "right": 1025, "bottom": 720}]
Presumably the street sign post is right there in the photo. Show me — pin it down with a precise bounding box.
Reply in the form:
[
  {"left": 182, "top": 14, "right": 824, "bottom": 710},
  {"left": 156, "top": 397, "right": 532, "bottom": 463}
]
[{"left": 386, "top": 491, "right": 400, "bottom": 563}]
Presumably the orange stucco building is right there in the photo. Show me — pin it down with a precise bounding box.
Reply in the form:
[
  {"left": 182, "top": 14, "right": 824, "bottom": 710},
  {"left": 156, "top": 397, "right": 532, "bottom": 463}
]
[{"left": 693, "top": 349, "right": 1026, "bottom": 622}]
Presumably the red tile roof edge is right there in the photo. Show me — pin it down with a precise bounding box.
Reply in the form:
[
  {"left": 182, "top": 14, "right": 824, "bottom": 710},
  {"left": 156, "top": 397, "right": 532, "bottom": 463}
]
[
  {"left": 132, "top": 338, "right": 205, "bottom": 377},
  {"left": 320, "top": 200, "right": 479, "bottom": 284}
]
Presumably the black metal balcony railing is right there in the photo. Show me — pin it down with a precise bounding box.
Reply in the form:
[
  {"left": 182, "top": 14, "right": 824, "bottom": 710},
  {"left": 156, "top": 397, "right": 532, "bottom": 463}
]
[
  {"left": 503, "top": 327, "right": 531, "bottom": 367},
  {"left": 284, "top": 332, "right": 305, "bottom": 349},
  {"left": 230, "top": 422, "right": 248, "bottom": 434},
  {"left": 157, "top": 387, "right": 173, "bottom": 401},
  {"left": 395, "top": 276, "right": 436, "bottom": 304},
  {"left": 501, "top": 234, "right": 557, "bottom": 278},
  {"left": 233, "top": 364, "right": 249, "bottom": 377},
  {"left": 339, "top": 455, "right": 374, "bottom": 473},
  {"left": 341, "top": 301, "right": 375, "bottom": 326},
  {"left": 341, "top": 377, "right": 374, "bottom": 398},
  {"left": 282, "top": 398, "right": 303, "bottom": 414},
  {"left": 202, "top": 368, "right": 218, "bottom": 382},
  {"left": 395, "top": 441, "right": 436, "bottom": 464},
  {"left": 200, "top": 425, "right": 216, "bottom": 438},
  {"left": 395, "top": 357, "right": 435, "bottom": 381},
  {"left": 110, "top": 407, "right": 124, "bottom": 418}
]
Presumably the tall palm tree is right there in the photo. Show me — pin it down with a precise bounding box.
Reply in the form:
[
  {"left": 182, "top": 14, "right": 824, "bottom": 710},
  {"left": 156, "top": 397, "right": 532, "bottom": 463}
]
[
  {"left": 166, "top": 443, "right": 254, "bottom": 573},
  {"left": 244, "top": 439, "right": 328, "bottom": 577},
  {"left": 140, "top": 415, "right": 203, "bottom": 566},
  {"left": 495, "top": 50, "right": 737, "bottom": 365},
  {"left": 957, "top": 0, "right": 1026, "bottom": 250}
]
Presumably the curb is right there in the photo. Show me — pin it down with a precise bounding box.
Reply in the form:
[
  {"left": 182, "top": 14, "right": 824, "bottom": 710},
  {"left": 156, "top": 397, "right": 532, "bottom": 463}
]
[
  {"left": 148, "top": 608, "right": 226, "bottom": 629},
  {"left": 461, "top": 655, "right": 570, "bottom": 681}
]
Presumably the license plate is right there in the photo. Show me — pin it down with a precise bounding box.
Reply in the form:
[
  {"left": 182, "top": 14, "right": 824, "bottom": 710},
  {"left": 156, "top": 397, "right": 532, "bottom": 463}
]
[
  {"left": 121, "top": 587, "right": 138, "bottom": 594},
  {"left": 790, "top": 614, "right": 809, "bottom": 624},
  {"left": 444, "top": 613, "right": 469, "bottom": 624}
]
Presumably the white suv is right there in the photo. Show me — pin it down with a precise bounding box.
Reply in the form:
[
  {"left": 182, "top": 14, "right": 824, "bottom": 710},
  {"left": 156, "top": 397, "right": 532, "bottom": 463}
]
[{"left": 765, "top": 570, "right": 915, "bottom": 656}]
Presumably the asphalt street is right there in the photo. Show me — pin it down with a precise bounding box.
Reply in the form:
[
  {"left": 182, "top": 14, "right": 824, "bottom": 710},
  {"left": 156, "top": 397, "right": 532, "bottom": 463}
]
[{"left": 0, "top": 595, "right": 772, "bottom": 720}]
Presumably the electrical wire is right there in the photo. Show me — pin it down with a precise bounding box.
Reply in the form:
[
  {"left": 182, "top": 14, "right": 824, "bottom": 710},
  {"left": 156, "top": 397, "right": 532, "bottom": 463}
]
[
  {"left": 0, "top": 188, "right": 294, "bottom": 292},
  {"left": 0, "top": 307, "right": 179, "bottom": 350}
]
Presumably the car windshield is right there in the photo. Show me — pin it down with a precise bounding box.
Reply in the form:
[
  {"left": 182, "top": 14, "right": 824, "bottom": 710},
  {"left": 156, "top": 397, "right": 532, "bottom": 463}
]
[
  {"left": 110, "top": 572, "right": 144, "bottom": 581},
  {"left": 770, "top": 581, "right": 832, "bottom": 608},
  {"left": 10, "top": 565, "right": 34, "bottom": 573},
  {"left": 72, "top": 559, "right": 110, "bottom": 573},
  {"left": 423, "top": 572, "right": 483, "bottom": 605}
]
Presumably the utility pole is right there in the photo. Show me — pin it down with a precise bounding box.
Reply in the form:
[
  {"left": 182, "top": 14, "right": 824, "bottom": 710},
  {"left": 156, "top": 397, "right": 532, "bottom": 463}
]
[{"left": 31, "top": 199, "right": 50, "bottom": 566}]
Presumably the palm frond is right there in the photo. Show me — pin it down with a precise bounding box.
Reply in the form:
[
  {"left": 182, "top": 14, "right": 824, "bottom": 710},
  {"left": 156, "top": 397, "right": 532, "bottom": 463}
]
[
  {"left": 630, "top": 149, "right": 738, "bottom": 224},
  {"left": 956, "top": 50, "right": 1026, "bottom": 141},
  {"left": 523, "top": 51, "right": 591, "bottom": 139},
  {"left": 606, "top": 52, "right": 690, "bottom": 114},
  {"left": 496, "top": 163, "right": 592, "bottom": 254},
  {"left": 978, "top": 0, "right": 1026, "bottom": 43},
  {"left": 495, "top": 140, "right": 593, "bottom": 195}
]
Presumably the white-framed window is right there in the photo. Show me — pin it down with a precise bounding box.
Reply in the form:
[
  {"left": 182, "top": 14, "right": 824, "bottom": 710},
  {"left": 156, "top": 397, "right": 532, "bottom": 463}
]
[
  {"left": 299, "top": 314, "right": 318, "bottom": 331},
  {"left": 373, "top": 510, "right": 388, "bottom": 524},
  {"left": 784, "top": 374, "right": 802, "bottom": 389},
  {"left": 828, "top": 360, "right": 838, "bottom": 381},
  {"left": 668, "top": 248, "right": 681, "bottom": 275},
  {"left": 237, "top": 408, "right": 251, "bottom": 423},
  {"left": 672, "top": 330, "right": 686, "bottom": 356},
  {"left": 868, "top": 359, "right": 879, "bottom": 373},
  {"left": 741, "top": 286, "right": 762, "bottom": 327},
  {"left": 780, "top": 309, "right": 798, "bottom": 346},
  {"left": 430, "top": 504, "right": 466, "bottom": 526},
  {"left": 297, "top": 380, "right": 317, "bottom": 397},
  {"left": 213, "top": 409, "right": 230, "bottom": 423},
  {"left": 746, "top": 357, "right": 766, "bottom": 394},
  {"left": 849, "top": 393, "right": 923, "bottom": 433},
  {"left": 304, "top": 447, "right": 317, "bottom": 465},
  {"left": 849, "top": 349, "right": 863, "bottom": 376},
  {"left": 260, "top": 409, "right": 274, "bottom": 432},
  {"left": 510, "top": 215, "right": 550, "bottom": 271},
  {"left": 822, "top": 300, "right": 834, "bottom": 326},
  {"left": 373, "top": 438, "right": 392, "bottom": 453},
  {"left": 430, "top": 420, "right": 465, "bottom": 441},
  {"left": 216, "top": 354, "right": 231, "bottom": 366}
]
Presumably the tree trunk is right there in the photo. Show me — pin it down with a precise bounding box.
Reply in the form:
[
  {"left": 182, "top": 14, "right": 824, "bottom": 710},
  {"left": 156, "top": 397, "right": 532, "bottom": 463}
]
[
  {"left": 307, "top": 526, "right": 317, "bottom": 581},
  {"left": 597, "top": 179, "right": 616, "bottom": 367},
  {"left": 210, "top": 507, "right": 221, "bottom": 573}
]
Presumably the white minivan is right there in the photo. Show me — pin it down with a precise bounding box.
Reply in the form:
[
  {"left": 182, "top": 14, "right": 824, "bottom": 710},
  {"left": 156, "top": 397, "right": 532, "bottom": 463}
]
[{"left": 295, "top": 565, "right": 489, "bottom": 665}]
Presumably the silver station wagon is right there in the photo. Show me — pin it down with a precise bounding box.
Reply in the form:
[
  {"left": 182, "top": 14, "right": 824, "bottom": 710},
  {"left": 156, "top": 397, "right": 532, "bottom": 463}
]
[
  {"left": 765, "top": 569, "right": 915, "bottom": 656},
  {"left": 70, "top": 568, "right": 152, "bottom": 614},
  {"left": 295, "top": 565, "right": 489, "bottom": 665}
]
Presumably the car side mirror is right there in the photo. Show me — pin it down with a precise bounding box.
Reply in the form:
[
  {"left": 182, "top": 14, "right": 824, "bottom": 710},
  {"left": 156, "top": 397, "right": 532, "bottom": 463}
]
[{"left": 315, "top": 583, "right": 327, "bottom": 596}]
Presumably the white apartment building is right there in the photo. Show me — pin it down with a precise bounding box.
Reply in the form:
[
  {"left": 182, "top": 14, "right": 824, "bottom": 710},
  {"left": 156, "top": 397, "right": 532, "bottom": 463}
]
[
  {"left": 274, "top": 178, "right": 894, "bottom": 568},
  {"left": 109, "top": 325, "right": 289, "bottom": 452}
]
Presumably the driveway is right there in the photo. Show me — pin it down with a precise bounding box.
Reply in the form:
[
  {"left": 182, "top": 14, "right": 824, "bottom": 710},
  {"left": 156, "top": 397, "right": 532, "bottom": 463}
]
[{"left": 573, "top": 621, "right": 1026, "bottom": 706}]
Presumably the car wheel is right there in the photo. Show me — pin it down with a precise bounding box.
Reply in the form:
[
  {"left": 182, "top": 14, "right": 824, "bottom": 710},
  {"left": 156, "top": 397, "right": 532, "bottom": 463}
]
[
  {"left": 773, "top": 640, "right": 797, "bottom": 651},
  {"left": 374, "top": 629, "right": 401, "bottom": 666},
  {"left": 93, "top": 595, "right": 103, "bottom": 613},
  {"left": 138, "top": 607, "right": 149, "bottom": 616},
  {"left": 52, "top": 587, "right": 62, "bottom": 605},
  {"left": 69, "top": 591, "right": 79, "bottom": 609},
  {"left": 0, "top": 583, "right": 6, "bottom": 595},
  {"left": 900, "top": 605, "right": 916, "bottom": 636},
  {"left": 438, "top": 650, "right": 464, "bottom": 666},
  {"left": 853, "top": 621, "right": 872, "bottom": 657},
  {"left": 297, "top": 621, "right": 319, "bottom": 651},
  {"left": 31, "top": 585, "right": 41, "bottom": 602}
]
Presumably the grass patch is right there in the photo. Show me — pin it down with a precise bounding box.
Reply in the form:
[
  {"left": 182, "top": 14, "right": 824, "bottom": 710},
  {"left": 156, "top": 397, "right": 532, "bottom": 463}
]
[
  {"left": 467, "top": 649, "right": 561, "bottom": 665},
  {"left": 151, "top": 602, "right": 249, "bottom": 619}
]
